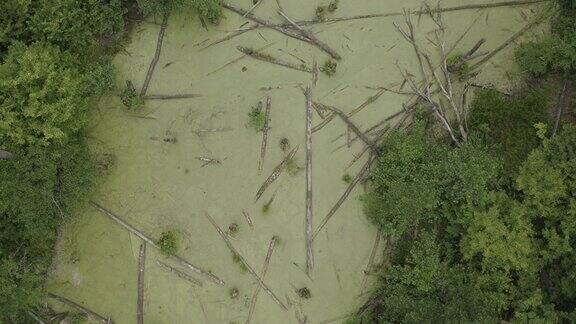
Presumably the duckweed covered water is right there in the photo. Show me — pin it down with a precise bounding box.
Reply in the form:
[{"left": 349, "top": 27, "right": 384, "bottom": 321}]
[{"left": 48, "top": 0, "right": 547, "bottom": 322}]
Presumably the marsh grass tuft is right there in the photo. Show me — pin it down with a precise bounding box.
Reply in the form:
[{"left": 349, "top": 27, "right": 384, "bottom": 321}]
[
  {"left": 157, "top": 231, "right": 178, "bottom": 256},
  {"left": 342, "top": 173, "right": 352, "bottom": 183},
  {"left": 286, "top": 156, "right": 303, "bottom": 176},
  {"left": 280, "top": 137, "right": 290, "bottom": 152},
  {"left": 121, "top": 85, "right": 144, "bottom": 110},
  {"left": 248, "top": 101, "right": 266, "bottom": 132},
  {"left": 320, "top": 60, "right": 337, "bottom": 77}
]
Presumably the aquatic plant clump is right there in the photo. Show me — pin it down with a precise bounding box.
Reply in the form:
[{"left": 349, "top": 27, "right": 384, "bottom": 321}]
[
  {"left": 342, "top": 173, "right": 352, "bottom": 183},
  {"left": 297, "top": 287, "right": 311, "bottom": 299},
  {"left": 286, "top": 157, "right": 303, "bottom": 176},
  {"left": 315, "top": 0, "right": 339, "bottom": 20},
  {"left": 446, "top": 53, "right": 471, "bottom": 78},
  {"left": 157, "top": 231, "right": 178, "bottom": 256},
  {"left": 320, "top": 60, "right": 337, "bottom": 77},
  {"left": 121, "top": 85, "right": 144, "bottom": 110},
  {"left": 248, "top": 102, "right": 266, "bottom": 132},
  {"left": 280, "top": 137, "right": 290, "bottom": 152}
]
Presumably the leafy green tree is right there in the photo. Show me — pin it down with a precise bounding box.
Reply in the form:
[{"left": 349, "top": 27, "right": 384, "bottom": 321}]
[{"left": 0, "top": 42, "right": 87, "bottom": 147}]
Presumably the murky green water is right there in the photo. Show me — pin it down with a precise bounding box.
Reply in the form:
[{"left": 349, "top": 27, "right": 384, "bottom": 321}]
[{"left": 48, "top": 1, "right": 546, "bottom": 323}]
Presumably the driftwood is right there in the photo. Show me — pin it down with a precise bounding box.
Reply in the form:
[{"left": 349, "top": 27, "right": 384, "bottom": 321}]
[
  {"left": 304, "top": 87, "right": 314, "bottom": 275},
  {"left": 0, "top": 149, "right": 14, "bottom": 160},
  {"left": 90, "top": 201, "right": 224, "bottom": 286},
  {"left": 207, "top": 43, "right": 274, "bottom": 76},
  {"left": 137, "top": 243, "right": 146, "bottom": 324},
  {"left": 277, "top": 10, "right": 341, "bottom": 60},
  {"left": 553, "top": 78, "right": 570, "bottom": 136},
  {"left": 27, "top": 311, "right": 47, "bottom": 324},
  {"left": 204, "top": 213, "right": 288, "bottom": 311},
  {"left": 237, "top": 46, "right": 313, "bottom": 73},
  {"left": 255, "top": 146, "right": 299, "bottom": 202},
  {"left": 360, "top": 228, "right": 382, "bottom": 292},
  {"left": 47, "top": 293, "right": 110, "bottom": 323},
  {"left": 140, "top": 14, "right": 168, "bottom": 97},
  {"left": 242, "top": 209, "right": 255, "bottom": 230},
  {"left": 319, "top": 104, "right": 381, "bottom": 156},
  {"left": 143, "top": 94, "right": 202, "bottom": 100},
  {"left": 258, "top": 96, "right": 272, "bottom": 174},
  {"left": 246, "top": 237, "right": 278, "bottom": 323},
  {"left": 313, "top": 156, "right": 376, "bottom": 240},
  {"left": 156, "top": 260, "right": 203, "bottom": 287}
]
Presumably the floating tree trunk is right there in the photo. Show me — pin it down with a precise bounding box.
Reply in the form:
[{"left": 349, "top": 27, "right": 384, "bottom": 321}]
[
  {"left": 258, "top": 96, "right": 272, "bottom": 174},
  {"left": 246, "top": 237, "right": 278, "bottom": 323},
  {"left": 137, "top": 243, "right": 146, "bottom": 324},
  {"left": 304, "top": 87, "right": 314, "bottom": 275},
  {"left": 47, "top": 293, "right": 111, "bottom": 323}
]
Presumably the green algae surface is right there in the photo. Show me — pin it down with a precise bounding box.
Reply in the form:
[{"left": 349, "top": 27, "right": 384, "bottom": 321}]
[{"left": 48, "top": 0, "right": 548, "bottom": 322}]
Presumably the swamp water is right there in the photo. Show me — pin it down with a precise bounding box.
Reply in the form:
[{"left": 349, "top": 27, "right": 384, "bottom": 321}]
[{"left": 48, "top": 0, "right": 547, "bottom": 322}]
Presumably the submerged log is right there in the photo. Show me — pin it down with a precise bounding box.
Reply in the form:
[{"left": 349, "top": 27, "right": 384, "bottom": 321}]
[
  {"left": 255, "top": 146, "right": 299, "bottom": 202},
  {"left": 143, "top": 94, "right": 202, "bottom": 100},
  {"left": 246, "top": 237, "right": 278, "bottom": 323},
  {"left": 313, "top": 156, "right": 376, "bottom": 239},
  {"left": 237, "top": 46, "right": 313, "bottom": 73},
  {"left": 140, "top": 14, "right": 169, "bottom": 97},
  {"left": 90, "top": 201, "right": 224, "bottom": 286},
  {"left": 304, "top": 87, "right": 314, "bottom": 275},
  {"left": 157, "top": 260, "right": 203, "bottom": 287},
  {"left": 47, "top": 293, "right": 110, "bottom": 323},
  {"left": 137, "top": 243, "right": 146, "bottom": 324},
  {"left": 258, "top": 96, "right": 272, "bottom": 174},
  {"left": 206, "top": 43, "right": 274, "bottom": 76},
  {"left": 204, "top": 212, "right": 288, "bottom": 311}
]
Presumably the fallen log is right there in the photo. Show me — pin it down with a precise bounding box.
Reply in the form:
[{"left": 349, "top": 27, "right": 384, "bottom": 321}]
[
  {"left": 143, "top": 94, "right": 202, "bottom": 100},
  {"left": 304, "top": 87, "right": 314, "bottom": 275},
  {"left": 255, "top": 146, "right": 299, "bottom": 202},
  {"left": 47, "top": 293, "right": 110, "bottom": 323},
  {"left": 313, "top": 155, "right": 376, "bottom": 240},
  {"left": 0, "top": 149, "right": 14, "bottom": 160},
  {"left": 140, "top": 14, "right": 169, "bottom": 97},
  {"left": 204, "top": 212, "right": 287, "bottom": 311},
  {"left": 137, "top": 243, "right": 146, "bottom": 324},
  {"left": 237, "top": 46, "right": 313, "bottom": 73},
  {"left": 156, "top": 260, "right": 203, "bottom": 287},
  {"left": 258, "top": 96, "right": 272, "bottom": 174},
  {"left": 90, "top": 201, "right": 224, "bottom": 286},
  {"left": 202, "top": 25, "right": 257, "bottom": 50},
  {"left": 360, "top": 228, "right": 382, "bottom": 292},
  {"left": 246, "top": 237, "right": 278, "bottom": 323}
]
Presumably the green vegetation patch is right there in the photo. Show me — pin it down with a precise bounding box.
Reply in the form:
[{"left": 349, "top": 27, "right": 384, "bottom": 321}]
[{"left": 157, "top": 231, "right": 179, "bottom": 256}]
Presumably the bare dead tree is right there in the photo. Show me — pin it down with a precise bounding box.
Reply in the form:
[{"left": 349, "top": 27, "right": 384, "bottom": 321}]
[{"left": 393, "top": 9, "right": 477, "bottom": 146}]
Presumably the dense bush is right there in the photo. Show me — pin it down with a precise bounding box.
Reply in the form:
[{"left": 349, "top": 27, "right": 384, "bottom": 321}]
[
  {"left": 354, "top": 123, "right": 576, "bottom": 323},
  {"left": 136, "top": 0, "right": 222, "bottom": 23},
  {"left": 468, "top": 88, "right": 550, "bottom": 178}
]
